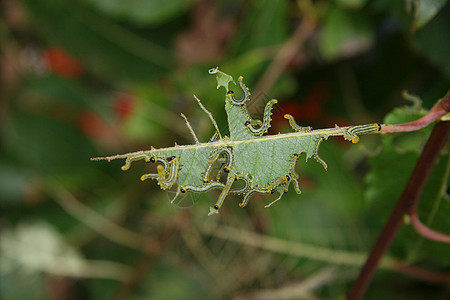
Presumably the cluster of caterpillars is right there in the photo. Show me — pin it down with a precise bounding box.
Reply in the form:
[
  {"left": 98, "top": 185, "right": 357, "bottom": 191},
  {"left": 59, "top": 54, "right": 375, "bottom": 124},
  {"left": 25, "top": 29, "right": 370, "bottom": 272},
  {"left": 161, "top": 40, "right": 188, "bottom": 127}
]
[{"left": 95, "top": 68, "right": 382, "bottom": 215}]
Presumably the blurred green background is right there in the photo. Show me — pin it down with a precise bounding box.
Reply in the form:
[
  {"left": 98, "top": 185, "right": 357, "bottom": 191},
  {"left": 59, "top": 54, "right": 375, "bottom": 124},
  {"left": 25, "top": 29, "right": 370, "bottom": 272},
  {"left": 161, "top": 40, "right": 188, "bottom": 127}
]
[{"left": 1, "top": 0, "right": 449, "bottom": 299}]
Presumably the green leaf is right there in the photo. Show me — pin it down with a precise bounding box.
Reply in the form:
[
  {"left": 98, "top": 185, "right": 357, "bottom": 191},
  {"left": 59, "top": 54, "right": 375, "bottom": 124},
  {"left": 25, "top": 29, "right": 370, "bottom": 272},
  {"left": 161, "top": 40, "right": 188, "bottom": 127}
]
[
  {"left": 4, "top": 110, "right": 96, "bottom": 174},
  {"left": 21, "top": 0, "right": 174, "bottom": 82},
  {"left": 413, "top": 4, "right": 450, "bottom": 79},
  {"left": 319, "top": 6, "right": 374, "bottom": 60},
  {"left": 94, "top": 68, "right": 384, "bottom": 215},
  {"left": 208, "top": 67, "right": 236, "bottom": 91},
  {"left": 84, "top": 0, "right": 194, "bottom": 25},
  {"left": 411, "top": 0, "right": 447, "bottom": 30},
  {"left": 230, "top": 0, "right": 288, "bottom": 55},
  {"left": 335, "top": 0, "right": 368, "bottom": 9}
]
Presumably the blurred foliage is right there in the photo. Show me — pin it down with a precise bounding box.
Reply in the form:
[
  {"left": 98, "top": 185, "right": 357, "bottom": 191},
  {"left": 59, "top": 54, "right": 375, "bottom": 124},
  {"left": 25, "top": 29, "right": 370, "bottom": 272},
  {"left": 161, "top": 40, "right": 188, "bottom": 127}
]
[{"left": 0, "top": 0, "right": 449, "bottom": 299}]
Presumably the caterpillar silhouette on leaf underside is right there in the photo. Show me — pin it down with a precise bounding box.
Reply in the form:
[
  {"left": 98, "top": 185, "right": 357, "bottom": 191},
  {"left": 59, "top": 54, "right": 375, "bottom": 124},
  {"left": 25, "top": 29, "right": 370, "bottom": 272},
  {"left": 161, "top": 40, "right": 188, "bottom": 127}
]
[{"left": 92, "top": 68, "right": 384, "bottom": 215}]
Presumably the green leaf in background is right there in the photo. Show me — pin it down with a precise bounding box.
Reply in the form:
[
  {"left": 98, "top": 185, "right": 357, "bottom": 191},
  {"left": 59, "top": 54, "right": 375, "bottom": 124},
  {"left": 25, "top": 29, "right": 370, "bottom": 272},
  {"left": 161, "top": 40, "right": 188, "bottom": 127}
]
[
  {"left": 3, "top": 1, "right": 450, "bottom": 298},
  {"left": 84, "top": 0, "right": 195, "bottom": 26},
  {"left": 365, "top": 104, "right": 450, "bottom": 265},
  {"left": 413, "top": 4, "right": 450, "bottom": 80},
  {"left": 268, "top": 141, "right": 367, "bottom": 245},
  {"left": 21, "top": 0, "right": 174, "bottom": 82},
  {"left": 319, "top": 6, "right": 374, "bottom": 60},
  {"left": 230, "top": 0, "right": 288, "bottom": 55},
  {"left": 335, "top": 0, "right": 368, "bottom": 9},
  {"left": 411, "top": 0, "right": 447, "bottom": 30},
  {"left": 4, "top": 110, "right": 96, "bottom": 174}
]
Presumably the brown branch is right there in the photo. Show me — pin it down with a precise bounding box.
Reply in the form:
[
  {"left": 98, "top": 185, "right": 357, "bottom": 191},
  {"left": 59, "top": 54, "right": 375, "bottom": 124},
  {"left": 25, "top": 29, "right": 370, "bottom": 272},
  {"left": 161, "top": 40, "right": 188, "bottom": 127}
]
[{"left": 348, "top": 120, "right": 450, "bottom": 300}]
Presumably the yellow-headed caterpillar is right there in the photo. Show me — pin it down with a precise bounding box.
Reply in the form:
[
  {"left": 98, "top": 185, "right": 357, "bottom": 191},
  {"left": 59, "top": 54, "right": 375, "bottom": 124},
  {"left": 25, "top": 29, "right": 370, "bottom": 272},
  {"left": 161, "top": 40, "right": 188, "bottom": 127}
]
[
  {"left": 245, "top": 99, "right": 278, "bottom": 136},
  {"left": 344, "top": 123, "right": 382, "bottom": 143},
  {"left": 284, "top": 114, "right": 312, "bottom": 133},
  {"left": 156, "top": 156, "right": 180, "bottom": 190},
  {"left": 203, "top": 147, "right": 233, "bottom": 183}
]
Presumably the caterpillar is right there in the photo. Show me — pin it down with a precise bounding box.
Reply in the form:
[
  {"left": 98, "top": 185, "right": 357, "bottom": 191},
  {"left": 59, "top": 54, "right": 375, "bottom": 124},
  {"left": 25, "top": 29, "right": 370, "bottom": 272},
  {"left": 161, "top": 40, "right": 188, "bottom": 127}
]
[
  {"left": 156, "top": 156, "right": 180, "bottom": 190},
  {"left": 284, "top": 114, "right": 312, "bottom": 133},
  {"left": 203, "top": 147, "right": 234, "bottom": 183},
  {"left": 227, "top": 76, "right": 250, "bottom": 106},
  {"left": 230, "top": 175, "right": 252, "bottom": 195},
  {"left": 264, "top": 154, "right": 303, "bottom": 208},
  {"left": 241, "top": 106, "right": 263, "bottom": 128},
  {"left": 140, "top": 155, "right": 179, "bottom": 190},
  {"left": 344, "top": 123, "right": 382, "bottom": 143},
  {"left": 121, "top": 153, "right": 154, "bottom": 171},
  {"left": 180, "top": 181, "right": 225, "bottom": 193},
  {"left": 239, "top": 175, "right": 289, "bottom": 208},
  {"left": 313, "top": 136, "right": 328, "bottom": 171},
  {"left": 225, "top": 75, "right": 277, "bottom": 136},
  {"left": 181, "top": 174, "right": 250, "bottom": 195},
  {"left": 244, "top": 99, "right": 278, "bottom": 136},
  {"left": 209, "top": 175, "right": 237, "bottom": 215},
  {"left": 140, "top": 155, "right": 169, "bottom": 181},
  {"left": 287, "top": 153, "right": 302, "bottom": 195}
]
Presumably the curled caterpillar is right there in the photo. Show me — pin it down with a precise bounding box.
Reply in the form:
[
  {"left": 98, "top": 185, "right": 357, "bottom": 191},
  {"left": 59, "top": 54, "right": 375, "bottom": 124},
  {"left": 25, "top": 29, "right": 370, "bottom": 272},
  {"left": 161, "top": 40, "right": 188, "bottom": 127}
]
[
  {"left": 239, "top": 175, "right": 289, "bottom": 208},
  {"left": 140, "top": 155, "right": 169, "bottom": 181},
  {"left": 203, "top": 147, "right": 234, "bottom": 183},
  {"left": 226, "top": 76, "right": 250, "bottom": 105},
  {"left": 245, "top": 99, "right": 278, "bottom": 136},
  {"left": 156, "top": 157, "right": 180, "bottom": 190}
]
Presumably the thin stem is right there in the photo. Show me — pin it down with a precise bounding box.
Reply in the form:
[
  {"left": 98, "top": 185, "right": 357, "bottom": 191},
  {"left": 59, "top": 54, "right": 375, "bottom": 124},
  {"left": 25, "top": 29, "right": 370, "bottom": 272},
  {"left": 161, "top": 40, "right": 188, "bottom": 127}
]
[
  {"left": 381, "top": 89, "right": 450, "bottom": 133},
  {"left": 193, "top": 94, "right": 222, "bottom": 139},
  {"left": 91, "top": 124, "right": 374, "bottom": 161},
  {"left": 199, "top": 224, "right": 449, "bottom": 283},
  {"left": 51, "top": 186, "right": 154, "bottom": 252},
  {"left": 409, "top": 213, "right": 450, "bottom": 243},
  {"left": 348, "top": 120, "right": 450, "bottom": 300},
  {"left": 181, "top": 113, "right": 200, "bottom": 144},
  {"left": 253, "top": 18, "right": 316, "bottom": 96}
]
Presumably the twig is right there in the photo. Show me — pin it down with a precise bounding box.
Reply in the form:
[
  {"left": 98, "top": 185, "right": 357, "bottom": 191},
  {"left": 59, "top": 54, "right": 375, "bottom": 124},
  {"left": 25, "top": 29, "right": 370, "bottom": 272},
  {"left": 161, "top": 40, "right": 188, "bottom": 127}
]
[
  {"left": 51, "top": 186, "right": 153, "bottom": 252},
  {"left": 409, "top": 213, "right": 450, "bottom": 243},
  {"left": 181, "top": 112, "right": 200, "bottom": 144},
  {"left": 408, "top": 141, "right": 450, "bottom": 243},
  {"left": 199, "top": 224, "right": 449, "bottom": 283},
  {"left": 348, "top": 120, "right": 450, "bottom": 300},
  {"left": 253, "top": 18, "right": 316, "bottom": 97},
  {"left": 193, "top": 94, "right": 222, "bottom": 139},
  {"left": 381, "top": 89, "right": 450, "bottom": 133},
  {"left": 235, "top": 267, "right": 337, "bottom": 300}
]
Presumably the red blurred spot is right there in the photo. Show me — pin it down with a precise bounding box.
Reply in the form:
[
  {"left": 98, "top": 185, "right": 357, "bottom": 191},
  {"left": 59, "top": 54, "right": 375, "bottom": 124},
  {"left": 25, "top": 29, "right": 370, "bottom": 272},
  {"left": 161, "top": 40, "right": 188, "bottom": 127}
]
[
  {"left": 274, "top": 82, "right": 330, "bottom": 126},
  {"left": 115, "top": 94, "right": 134, "bottom": 121},
  {"left": 43, "top": 47, "right": 83, "bottom": 78},
  {"left": 76, "top": 110, "right": 109, "bottom": 138}
]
